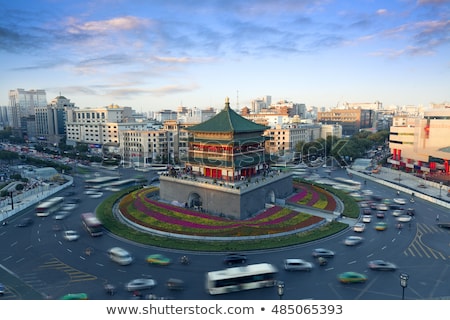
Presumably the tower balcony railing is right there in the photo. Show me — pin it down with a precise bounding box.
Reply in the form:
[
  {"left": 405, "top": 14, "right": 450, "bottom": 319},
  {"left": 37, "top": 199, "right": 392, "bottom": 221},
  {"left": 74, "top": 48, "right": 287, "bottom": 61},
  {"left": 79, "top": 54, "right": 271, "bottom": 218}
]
[{"left": 159, "top": 168, "right": 292, "bottom": 192}]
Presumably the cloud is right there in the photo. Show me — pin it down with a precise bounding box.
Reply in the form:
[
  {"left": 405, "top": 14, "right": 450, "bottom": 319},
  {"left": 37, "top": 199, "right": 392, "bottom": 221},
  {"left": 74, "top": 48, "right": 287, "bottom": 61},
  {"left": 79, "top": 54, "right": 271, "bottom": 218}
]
[
  {"left": 67, "top": 16, "right": 152, "bottom": 34},
  {"left": 362, "top": 16, "right": 449, "bottom": 58},
  {"left": 417, "top": 0, "right": 450, "bottom": 4}
]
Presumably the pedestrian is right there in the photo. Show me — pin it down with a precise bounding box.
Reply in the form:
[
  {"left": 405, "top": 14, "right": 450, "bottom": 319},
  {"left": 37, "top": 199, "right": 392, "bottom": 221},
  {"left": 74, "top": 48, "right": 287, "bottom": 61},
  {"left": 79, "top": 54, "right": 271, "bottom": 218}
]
[{"left": 436, "top": 214, "right": 439, "bottom": 222}]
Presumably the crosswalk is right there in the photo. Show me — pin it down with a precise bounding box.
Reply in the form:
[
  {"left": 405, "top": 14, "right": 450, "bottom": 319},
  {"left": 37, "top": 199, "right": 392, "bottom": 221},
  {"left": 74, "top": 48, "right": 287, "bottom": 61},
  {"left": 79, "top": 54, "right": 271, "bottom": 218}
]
[{"left": 403, "top": 223, "right": 449, "bottom": 260}]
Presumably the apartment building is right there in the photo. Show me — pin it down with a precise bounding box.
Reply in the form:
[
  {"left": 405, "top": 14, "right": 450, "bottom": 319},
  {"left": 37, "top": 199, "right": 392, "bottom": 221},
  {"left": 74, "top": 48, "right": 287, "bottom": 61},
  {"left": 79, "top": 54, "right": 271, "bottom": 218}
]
[
  {"left": 65, "top": 104, "right": 133, "bottom": 153},
  {"left": 317, "top": 108, "right": 375, "bottom": 136},
  {"left": 263, "top": 123, "right": 321, "bottom": 157}
]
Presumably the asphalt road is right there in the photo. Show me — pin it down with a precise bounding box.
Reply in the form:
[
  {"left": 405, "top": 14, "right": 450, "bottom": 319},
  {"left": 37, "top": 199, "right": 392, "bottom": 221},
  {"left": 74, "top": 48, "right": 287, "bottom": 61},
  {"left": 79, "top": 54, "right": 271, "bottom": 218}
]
[{"left": 0, "top": 166, "right": 449, "bottom": 300}]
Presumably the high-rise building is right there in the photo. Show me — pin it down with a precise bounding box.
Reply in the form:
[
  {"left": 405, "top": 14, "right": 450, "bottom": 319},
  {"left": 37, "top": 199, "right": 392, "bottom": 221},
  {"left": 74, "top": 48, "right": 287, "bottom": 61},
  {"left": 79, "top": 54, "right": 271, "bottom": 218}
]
[
  {"left": 8, "top": 89, "right": 47, "bottom": 131},
  {"left": 34, "top": 95, "right": 75, "bottom": 145}
]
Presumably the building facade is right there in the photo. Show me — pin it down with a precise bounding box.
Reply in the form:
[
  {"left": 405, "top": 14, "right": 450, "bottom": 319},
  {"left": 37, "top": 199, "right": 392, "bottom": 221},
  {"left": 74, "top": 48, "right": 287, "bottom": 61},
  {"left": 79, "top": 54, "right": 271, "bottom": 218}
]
[
  {"left": 264, "top": 124, "right": 321, "bottom": 158},
  {"left": 317, "top": 108, "right": 375, "bottom": 136},
  {"left": 8, "top": 88, "right": 47, "bottom": 133},
  {"left": 389, "top": 108, "right": 450, "bottom": 175},
  {"left": 34, "top": 95, "right": 75, "bottom": 145},
  {"left": 66, "top": 104, "right": 134, "bottom": 151}
]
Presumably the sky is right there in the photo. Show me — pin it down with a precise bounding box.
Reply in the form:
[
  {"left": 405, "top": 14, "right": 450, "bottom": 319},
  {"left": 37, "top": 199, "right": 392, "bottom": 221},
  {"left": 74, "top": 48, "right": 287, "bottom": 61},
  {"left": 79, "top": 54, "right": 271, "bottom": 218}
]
[{"left": 1, "top": 0, "right": 449, "bottom": 112}]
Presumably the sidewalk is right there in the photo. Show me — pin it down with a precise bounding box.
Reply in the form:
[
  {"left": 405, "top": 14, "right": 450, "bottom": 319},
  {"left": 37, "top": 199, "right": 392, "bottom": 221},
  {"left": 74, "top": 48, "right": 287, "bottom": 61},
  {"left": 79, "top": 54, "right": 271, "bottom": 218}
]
[
  {"left": 0, "top": 176, "right": 73, "bottom": 224},
  {"left": 348, "top": 167, "right": 450, "bottom": 209}
]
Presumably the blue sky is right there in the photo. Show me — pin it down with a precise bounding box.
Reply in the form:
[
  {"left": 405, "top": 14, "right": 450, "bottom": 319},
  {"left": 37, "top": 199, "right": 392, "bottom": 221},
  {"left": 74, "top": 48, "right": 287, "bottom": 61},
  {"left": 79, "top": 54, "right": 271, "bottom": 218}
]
[{"left": 1, "top": 0, "right": 449, "bottom": 112}]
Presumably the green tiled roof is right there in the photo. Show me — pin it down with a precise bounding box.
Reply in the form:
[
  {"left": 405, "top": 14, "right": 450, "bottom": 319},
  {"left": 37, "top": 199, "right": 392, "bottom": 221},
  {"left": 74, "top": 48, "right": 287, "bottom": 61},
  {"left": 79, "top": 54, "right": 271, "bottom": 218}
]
[{"left": 186, "top": 99, "right": 268, "bottom": 133}]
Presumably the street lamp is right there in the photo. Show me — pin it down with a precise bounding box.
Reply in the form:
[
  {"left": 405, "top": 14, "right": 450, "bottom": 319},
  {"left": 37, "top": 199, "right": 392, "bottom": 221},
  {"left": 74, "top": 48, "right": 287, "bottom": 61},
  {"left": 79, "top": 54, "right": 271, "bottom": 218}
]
[
  {"left": 398, "top": 172, "right": 401, "bottom": 182},
  {"left": 277, "top": 281, "right": 285, "bottom": 300},
  {"left": 439, "top": 182, "right": 443, "bottom": 198},
  {"left": 399, "top": 273, "right": 409, "bottom": 300}
]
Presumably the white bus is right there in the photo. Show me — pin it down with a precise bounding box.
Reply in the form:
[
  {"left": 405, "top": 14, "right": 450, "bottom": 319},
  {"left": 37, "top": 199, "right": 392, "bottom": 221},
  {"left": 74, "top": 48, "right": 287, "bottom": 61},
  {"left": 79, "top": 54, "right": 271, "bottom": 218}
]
[
  {"left": 35, "top": 196, "right": 65, "bottom": 217},
  {"left": 205, "top": 263, "right": 278, "bottom": 295},
  {"left": 81, "top": 212, "right": 103, "bottom": 237},
  {"left": 333, "top": 177, "right": 361, "bottom": 191}
]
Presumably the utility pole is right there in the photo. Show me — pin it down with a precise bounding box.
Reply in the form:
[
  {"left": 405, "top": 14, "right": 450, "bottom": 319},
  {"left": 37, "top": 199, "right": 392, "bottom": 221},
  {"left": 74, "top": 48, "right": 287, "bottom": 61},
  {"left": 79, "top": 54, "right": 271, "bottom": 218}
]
[{"left": 10, "top": 191, "right": 14, "bottom": 210}]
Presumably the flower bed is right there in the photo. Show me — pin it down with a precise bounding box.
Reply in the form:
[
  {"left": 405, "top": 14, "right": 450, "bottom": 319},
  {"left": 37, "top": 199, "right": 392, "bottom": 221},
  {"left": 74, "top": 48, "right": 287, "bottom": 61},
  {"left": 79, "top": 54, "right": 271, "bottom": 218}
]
[
  {"left": 288, "top": 182, "right": 337, "bottom": 211},
  {"left": 118, "top": 188, "right": 325, "bottom": 237}
]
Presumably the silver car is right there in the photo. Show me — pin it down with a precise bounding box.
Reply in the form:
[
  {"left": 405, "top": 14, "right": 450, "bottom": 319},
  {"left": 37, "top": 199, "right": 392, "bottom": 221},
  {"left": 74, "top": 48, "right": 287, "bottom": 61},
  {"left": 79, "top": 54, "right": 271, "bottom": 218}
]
[
  {"left": 344, "top": 236, "right": 363, "bottom": 246},
  {"left": 312, "top": 248, "right": 335, "bottom": 258},
  {"left": 284, "top": 259, "right": 313, "bottom": 271},
  {"left": 368, "top": 260, "right": 397, "bottom": 271},
  {"left": 125, "top": 278, "right": 157, "bottom": 291}
]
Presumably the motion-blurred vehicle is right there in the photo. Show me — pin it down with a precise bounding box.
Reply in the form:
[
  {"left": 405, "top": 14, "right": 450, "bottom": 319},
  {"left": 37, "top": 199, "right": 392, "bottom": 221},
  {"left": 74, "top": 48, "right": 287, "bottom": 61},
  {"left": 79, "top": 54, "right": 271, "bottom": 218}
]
[
  {"left": 61, "top": 203, "right": 77, "bottom": 211},
  {"left": 368, "top": 260, "right": 397, "bottom": 271},
  {"left": 353, "top": 223, "right": 366, "bottom": 233},
  {"left": 376, "top": 203, "right": 388, "bottom": 211},
  {"left": 125, "top": 278, "right": 157, "bottom": 291},
  {"left": 375, "top": 221, "right": 388, "bottom": 231},
  {"left": 396, "top": 215, "right": 412, "bottom": 223},
  {"left": 362, "top": 215, "right": 372, "bottom": 223},
  {"left": 317, "top": 257, "right": 328, "bottom": 266},
  {"left": 0, "top": 283, "right": 5, "bottom": 295},
  {"left": 146, "top": 254, "right": 171, "bottom": 266},
  {"left": 60, "top": 293, "right": 88, "bottom": 300},
  {"left": 376, "top": 211, "right": 385, "bottom": 219},
  {"left": 53, "top": 211, "right": 71, "bottom": 220},
  {"left": 392, "top": 209, "right": 405, "bottom": 217},
  {"left": 63, "top": 230, "right": 80, "bottom": 241},
  {"left": 179, "top": 255, "right": 190, "bottom": 265},
  {"left": 166, "top": 278, "right": 184, "bottom": 291},
  {"left": 108, "top": 247, "right": 133, "bottom": 265},
  {"left": 393, "top": 198, "right": 407, "bottom": 205},
  {"left": 16, "top": 217, "right": 33, "bottom": 227},
  {"left": 284, "top": 259, "right": 313, "bottom": 271},
  {"left": 312, "top": 248, "right": 335, "bottom": 258},
  {"left": 223, "top": 253, "right": 247, "bottom": 266},
  {"left": 338, "top": 272, "right": 368, "bottom": 283},
  {"left": 344, "top": 236, "right": 363, "bottom": 246}
]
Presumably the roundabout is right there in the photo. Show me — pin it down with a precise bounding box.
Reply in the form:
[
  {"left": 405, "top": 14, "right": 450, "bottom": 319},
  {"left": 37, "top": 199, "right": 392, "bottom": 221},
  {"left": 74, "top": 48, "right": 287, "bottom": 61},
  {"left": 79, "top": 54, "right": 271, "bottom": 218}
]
[{"left": 96, "top": 181, "right": 355, "bottom": 251}]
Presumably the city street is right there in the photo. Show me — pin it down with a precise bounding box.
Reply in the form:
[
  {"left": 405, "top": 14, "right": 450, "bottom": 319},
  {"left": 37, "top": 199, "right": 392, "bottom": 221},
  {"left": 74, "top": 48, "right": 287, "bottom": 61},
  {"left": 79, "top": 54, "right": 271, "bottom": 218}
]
[{"left": 0, "top": 165, "right": 449, "bottom": 300}]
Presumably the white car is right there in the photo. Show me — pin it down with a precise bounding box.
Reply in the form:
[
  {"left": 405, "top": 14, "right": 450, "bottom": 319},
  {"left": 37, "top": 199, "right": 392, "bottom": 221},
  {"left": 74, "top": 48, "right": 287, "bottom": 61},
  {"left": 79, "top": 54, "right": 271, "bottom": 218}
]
[
  {"left": 54, "top": 211, "right": 71, "bottom": 220},
  {"left": 61, "top": 203, "right": 77, "bottom": 211},
  {"left": 88, "top": 192, "right": 103, "bottom": 198},
  {"left": 344, "top": 236, "right": 364, "bottom": 246},
  {"left": 376, "top": 203, "right": 388, "bottom": 211},
  {"left": 393, "top": 198, "right": 407, "bottom": 205},
  {"left": 392, "top": 209, "right": 405, "bottom": 217},
  {"left": 63, "top": 230, "right": 80, "bottom": 241},
  {"left": 396, "top": 215, "right": 412, "bottom": 223},
  {"left": 353, "top": 223, "right": 366, "bottom": 232},
  {"left": 362, "top": 215, "right": 372, "bottom": 223},
  {"left": 108, "top": 247, "right": 133, "bottom": 265}
]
